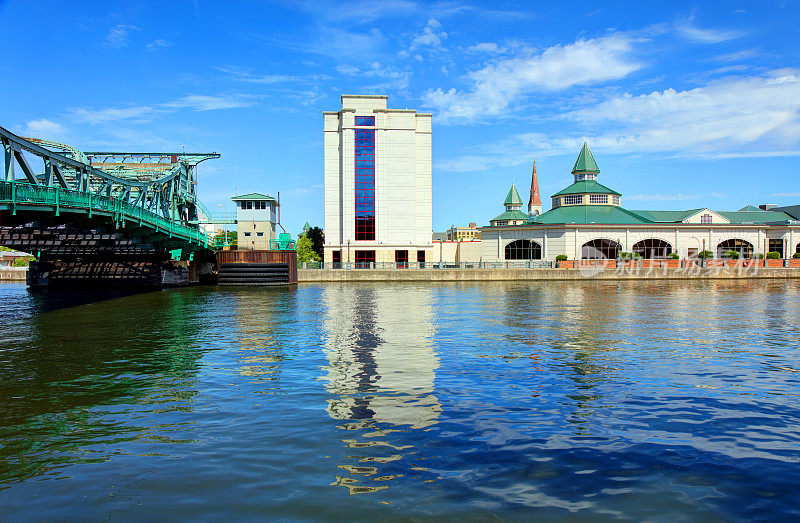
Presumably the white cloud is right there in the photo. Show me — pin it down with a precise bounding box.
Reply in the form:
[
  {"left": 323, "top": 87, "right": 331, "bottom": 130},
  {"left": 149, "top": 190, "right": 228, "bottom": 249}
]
[
  {"left": 403, "top": 18, "right": 447, "bottom": 57},
  {"left": 423, "top": 34, "right": 641, "bottom": 123},
  {"left": 70, "top": 106, "right": 156, "bottom": 124},
  {"left": 217, "top": 66, "right": 298, "bottom": 84},
  {"left": 772, "top": 192, "right": 800, "bottom": 197},
  {"left": 467, "top": 42, "right": 505, "bottom": 53},
  {"left": 297, "top": 0, "right": 416, "bottom": 23},
  {"left": 675, "top": 14, "right": 744, "bottom": 43},
  {"left": 23, "top": 119, "right": 64, "bottom": 137},
  {"left": 161, "top": 94, "right": 256, "bottom": 111},
  {"left": 626, "top": 193, "right": 699, "bottom": 201},
  {"left": 146, "top": 39, "right": 172, "bottom": 51},
  {"left": 566, "top": 69, "right": 800, "bottom": 153},
  {"left": 104, "top": 24, "right": 140, "bottom": 48},
  {"left": 335, "top": 64, "right": 360, "bottom": 75},
  {"left": 313, "top": 27, "right": 384, "bottom": 58},
  {"left": 284, "top": 184, "right": 323, "bottom": 197},
  {"left": 362, "top": 62, "right": 411, "bottom": 92},
  {"left": 334, "top": 62, "right": 411, "bottom": 91},
  {"left": 707, "top": 48, "right": 759, "bottom": 62},
  {"left": 67, "top": 94, "right": 256, "bottom": 125},
  {"left": 438, "top": 69, "right": 800, "bottom": 172}
]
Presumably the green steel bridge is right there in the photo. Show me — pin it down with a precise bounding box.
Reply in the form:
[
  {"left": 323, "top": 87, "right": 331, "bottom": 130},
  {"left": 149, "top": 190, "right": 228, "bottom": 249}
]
[{"left": 0, "top": 125, "right": 220, "bottom": 285}]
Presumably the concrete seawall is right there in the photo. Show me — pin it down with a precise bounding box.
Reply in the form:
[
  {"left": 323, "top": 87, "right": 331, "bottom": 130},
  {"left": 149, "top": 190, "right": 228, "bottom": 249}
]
[
  {"left": 298, "top": 267, "right": 800, "bottom": 282},
  {"left": 1, "top": 268, "right": 26, "bottom": 282}
]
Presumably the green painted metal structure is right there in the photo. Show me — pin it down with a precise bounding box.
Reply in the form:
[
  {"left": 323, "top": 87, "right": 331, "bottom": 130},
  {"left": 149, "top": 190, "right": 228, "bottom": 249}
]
[
  {"left": 269, "top": 232, "right": 296, "bottom": 250},
  {"left": 0, "top": 125, "right": 217, "bottom": 251},
  {"left": 0, "top": 181, "right": 208, "bottom": 245}
]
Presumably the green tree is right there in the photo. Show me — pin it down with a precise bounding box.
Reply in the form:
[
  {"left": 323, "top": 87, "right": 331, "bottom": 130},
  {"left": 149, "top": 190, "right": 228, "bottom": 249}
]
[
  {"left": 296, "top": 235, "right": 321, "bottom": 263},
  {"left": 305, "top": 226, "right": 324, "bottom": 259},
  {"left": 13, "top": 256, "right": 34, "bottom": 267},
  {"left": 212, "top": 230, "right": 237, "bottom": 249}
]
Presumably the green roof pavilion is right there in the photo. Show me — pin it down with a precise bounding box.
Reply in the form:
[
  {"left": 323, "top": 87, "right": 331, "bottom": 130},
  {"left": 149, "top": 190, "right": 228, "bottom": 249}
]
[
  {"left": 504, "top": 184, "right": 523, "bottom": 207},
  {"left": 571, "top": 141, "right": 600, "bottom": 175}
]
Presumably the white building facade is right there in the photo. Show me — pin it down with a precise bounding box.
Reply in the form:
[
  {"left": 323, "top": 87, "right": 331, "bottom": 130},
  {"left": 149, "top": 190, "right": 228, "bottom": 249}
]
[
  {"left": 324, "top": 95, "right": 433, "bottom": 266},
  {"left": 232, "top": 192, "right": 278, "bottom": 250},
  {"left": 481, "top": 143, "right": 800, "bottom": 262}
]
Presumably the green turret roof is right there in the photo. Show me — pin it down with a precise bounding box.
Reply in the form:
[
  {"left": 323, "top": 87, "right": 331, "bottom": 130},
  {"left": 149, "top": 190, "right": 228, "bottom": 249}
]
[
  {"left": 525, "top": 205, "right": 651, "bottom": 225},
  {"left": 491, "top": 210, "right": 530, "bottom": 223},
  {"left": 231, "top": 192, "right": 276, "bottom": 201},
  {"left": 552, "top": 180, "right": 621, "bottom": 197},
  {"left": 571, "top": 142, "right": 600, "bottom": 173},
  {"left": 504, "top": 184, "right": 523, "bottom": 206},
  {"left": 302, "top": 221, "right": 311, "bottom": 231}
]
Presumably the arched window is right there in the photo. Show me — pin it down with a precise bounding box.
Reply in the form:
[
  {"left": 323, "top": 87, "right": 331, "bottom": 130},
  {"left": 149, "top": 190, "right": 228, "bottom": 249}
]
[
  {"left": 716, "top": 239, "right": 753, "bottom": 259},
  {"left": 581, "top": 239, "right": 621, "bottom": 259},
  {"left": 505, "top": 240, "right": 542, "bottom": 260},
  {"left": 632, "top": 239, "right": 673, "bottom": 259}
]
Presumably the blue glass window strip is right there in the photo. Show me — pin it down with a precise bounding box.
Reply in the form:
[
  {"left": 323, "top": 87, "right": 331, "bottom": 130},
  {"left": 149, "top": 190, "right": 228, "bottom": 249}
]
[
  {"left": 354, "top": 128, "right": 375, "bottom": 240},
  {"left": 354, "top": 116, "right": 375, "bottom": 126}
]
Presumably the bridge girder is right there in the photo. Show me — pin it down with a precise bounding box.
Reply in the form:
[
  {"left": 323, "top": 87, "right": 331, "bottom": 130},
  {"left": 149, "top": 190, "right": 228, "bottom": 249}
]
[{"left": 2, "top": 126, "right": 219, "bottom": 223}]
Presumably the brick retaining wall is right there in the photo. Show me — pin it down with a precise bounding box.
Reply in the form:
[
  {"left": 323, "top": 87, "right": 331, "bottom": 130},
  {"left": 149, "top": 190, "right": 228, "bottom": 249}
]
[{"left": 298, "top": 266, "right": 800, "bottom": 282}]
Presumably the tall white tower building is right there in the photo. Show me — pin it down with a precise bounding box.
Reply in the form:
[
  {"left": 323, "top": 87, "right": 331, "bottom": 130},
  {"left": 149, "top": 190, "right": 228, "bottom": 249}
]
[{"left": 323, "top": 95, "right": 433, "bottom": 266}]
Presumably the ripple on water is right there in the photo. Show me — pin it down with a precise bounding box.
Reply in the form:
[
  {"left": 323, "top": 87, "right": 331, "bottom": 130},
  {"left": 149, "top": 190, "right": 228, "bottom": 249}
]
[{"left": 0, "top": 280, "right": 799, "bottom": 519}]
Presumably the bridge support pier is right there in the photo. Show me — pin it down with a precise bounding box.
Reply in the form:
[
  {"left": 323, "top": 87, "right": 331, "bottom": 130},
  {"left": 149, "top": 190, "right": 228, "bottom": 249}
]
[{"left": 27, "top": 257, "right": 194, "bottom": 287}]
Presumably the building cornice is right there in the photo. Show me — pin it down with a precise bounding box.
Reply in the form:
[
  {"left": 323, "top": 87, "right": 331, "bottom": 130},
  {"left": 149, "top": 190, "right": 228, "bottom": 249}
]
[
  {"left": 480, "top": 223, "right": 793, "bottom": 231},
  {"left": 341, "top": 94, "right": 388, "bottom": 100},
  {"left": 324, "top": 243, "right": 434, "bottom": 248}
]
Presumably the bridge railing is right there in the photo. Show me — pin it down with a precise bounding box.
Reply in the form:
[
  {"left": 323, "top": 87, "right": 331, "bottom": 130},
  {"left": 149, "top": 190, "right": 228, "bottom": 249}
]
[{"left": 0, "top": 181, "right": 209, "bottom": 247}]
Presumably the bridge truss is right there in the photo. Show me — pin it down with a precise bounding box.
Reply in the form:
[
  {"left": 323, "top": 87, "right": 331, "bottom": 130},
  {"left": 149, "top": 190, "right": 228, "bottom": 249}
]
[{"left": 0, "top": 125, "right": 219, "bottom": 249}]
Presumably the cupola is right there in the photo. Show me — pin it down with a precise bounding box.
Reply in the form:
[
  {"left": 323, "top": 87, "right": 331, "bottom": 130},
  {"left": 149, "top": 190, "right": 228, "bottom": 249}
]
[{"left": 550, "top": 143, "right": 622, "bottom": 209}]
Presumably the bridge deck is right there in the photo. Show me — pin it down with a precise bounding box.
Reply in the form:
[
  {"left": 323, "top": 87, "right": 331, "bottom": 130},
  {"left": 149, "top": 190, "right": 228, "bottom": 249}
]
[{"left": 0, "top": 181, "right": 207, "bottom": 247}]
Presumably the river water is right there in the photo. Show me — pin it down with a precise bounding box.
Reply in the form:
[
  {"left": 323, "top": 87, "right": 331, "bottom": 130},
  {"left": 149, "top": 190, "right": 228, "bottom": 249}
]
[{"left": 1, "top": 280, "right": 799, "bottom": 520}]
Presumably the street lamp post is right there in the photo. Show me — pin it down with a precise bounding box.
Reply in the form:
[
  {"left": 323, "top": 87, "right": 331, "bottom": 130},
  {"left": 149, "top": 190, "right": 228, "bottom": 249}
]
[{"left": 702, "top": 239, "right": 706, "bottom": 266}]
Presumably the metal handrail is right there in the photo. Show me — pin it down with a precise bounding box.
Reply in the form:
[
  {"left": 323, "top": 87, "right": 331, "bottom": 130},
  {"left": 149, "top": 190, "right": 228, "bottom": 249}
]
[{"left": 0, "top": 181, "right": 209, "bottom": 246}]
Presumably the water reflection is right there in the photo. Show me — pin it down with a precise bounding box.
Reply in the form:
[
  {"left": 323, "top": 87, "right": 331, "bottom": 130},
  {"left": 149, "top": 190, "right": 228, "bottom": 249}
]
[
  {"left": 228, "top": 287, "right": 290, "bottom": 385},
  {"left": 319, "top": 284, "right": 440, "bottom": 495},
  {"left": 0, "top": 286, "right": 209, "bottom": 485},
  {"left": 2, "top": 280, "right": 800, "bottom": 519}
]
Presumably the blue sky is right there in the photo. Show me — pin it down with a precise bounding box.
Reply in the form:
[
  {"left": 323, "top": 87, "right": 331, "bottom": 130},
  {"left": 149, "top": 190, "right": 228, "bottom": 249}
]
[{"left": 2, "top": 0, "right": 799, "bottom": 234}]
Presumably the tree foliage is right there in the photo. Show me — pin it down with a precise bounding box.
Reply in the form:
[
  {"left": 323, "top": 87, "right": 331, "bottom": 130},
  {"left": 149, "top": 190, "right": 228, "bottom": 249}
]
[
  {"left": 12, "top": 256, "right": 34, "bottom": 267},
  {"left": 212, "top": 230, "right": 237, "bottom": 249},
  {"left": 296, "top": 235, "right": 321, "bottom": 263},
  {"left": 305, "top": 226, "right": 324, "bottom": 259},
  {"left": 766, "top": 251, "right": 781, "bottom": 259}
]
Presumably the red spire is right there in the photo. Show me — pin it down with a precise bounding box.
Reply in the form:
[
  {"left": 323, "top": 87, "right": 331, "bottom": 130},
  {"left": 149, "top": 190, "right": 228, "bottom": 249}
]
[{"left": 528, "top": 158, "right": 541, "bottom": 207}]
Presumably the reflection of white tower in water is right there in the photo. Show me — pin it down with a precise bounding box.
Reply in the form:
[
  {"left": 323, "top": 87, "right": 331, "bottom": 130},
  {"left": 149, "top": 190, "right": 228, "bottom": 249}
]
[{"left": 320, "top": 285, "right": 441, "bottom": 429}]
